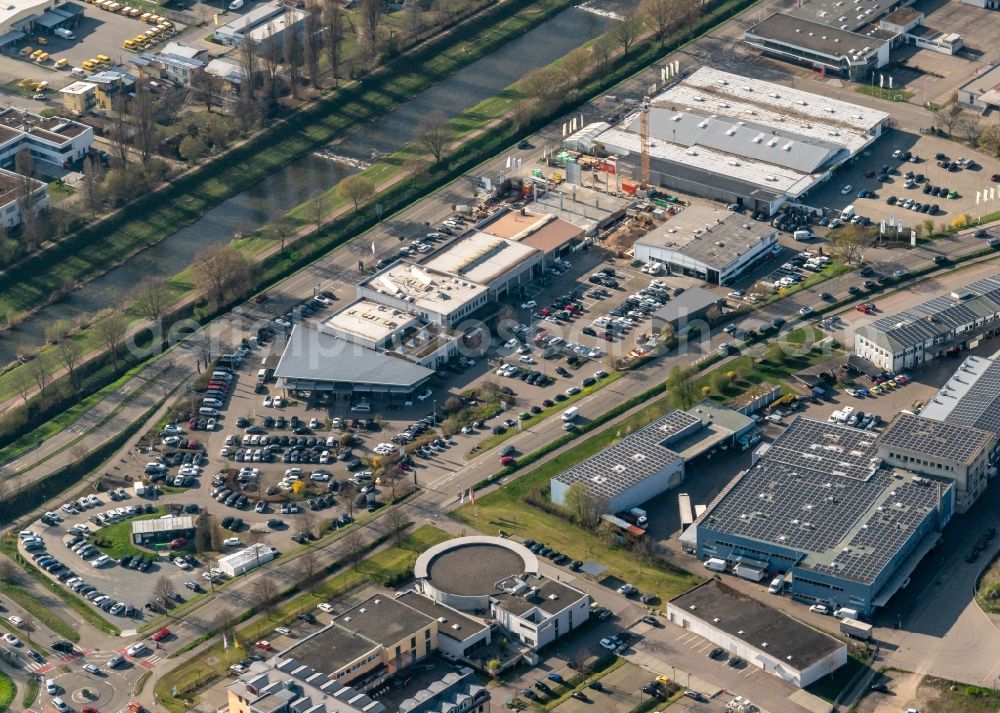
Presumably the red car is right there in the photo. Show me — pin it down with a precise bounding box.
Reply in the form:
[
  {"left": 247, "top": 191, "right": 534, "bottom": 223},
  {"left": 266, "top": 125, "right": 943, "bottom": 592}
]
[
  {"left": 855, "top": 304, "right": 874, "bottom": 314},
  {"left": 500, "top": 455, "right": 515, "bottom": 466},
  {"left": 253, "top": 293, "right": 269, "bottom": 303},
  {"left": 151, "top": 628, "right": 171, "bottom": 641},
  {"left": 992, "top": 174, "right": 1000, "bottom": 183},
  {"left": 170, "top": 537, "right": 187, "bottom": 549},
  {"left": 187, "top": 418, "right": 197, "bottom": 429},
  {"left": 82, "top": 708, "right": 99, "bottom": 713}
]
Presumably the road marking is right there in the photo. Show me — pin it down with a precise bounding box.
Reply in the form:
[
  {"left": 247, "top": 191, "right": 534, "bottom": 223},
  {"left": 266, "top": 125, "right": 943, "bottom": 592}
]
[{"left": 743, "top": 668, "right": 755, "bottom": 678}]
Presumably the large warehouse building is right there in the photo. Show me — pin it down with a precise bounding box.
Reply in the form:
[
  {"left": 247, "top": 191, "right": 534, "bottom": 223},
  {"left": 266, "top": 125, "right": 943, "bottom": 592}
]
[
  {"left": 635, "top": 204, "right": 779, "bottom": 285},
  {"left": 667, "top": 580, "right": 846, "bottom": 687},
  {"left": 853, "top": 276, "right": 1000, "bottom": 372},
  {"left": 686, "top": 418, "right": 954, "bottom": 617},
  {"left": 594, "top": 68, "right": 889, "bottom": 216}
]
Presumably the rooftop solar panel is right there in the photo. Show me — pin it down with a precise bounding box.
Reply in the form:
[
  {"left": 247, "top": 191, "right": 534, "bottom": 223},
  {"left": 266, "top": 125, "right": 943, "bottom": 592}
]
[{"left": 880, "top": 413, "right": 993, "bottom": 464}]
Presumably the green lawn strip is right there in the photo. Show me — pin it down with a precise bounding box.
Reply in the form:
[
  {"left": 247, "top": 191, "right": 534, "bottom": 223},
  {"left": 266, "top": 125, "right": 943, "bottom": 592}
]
[
  {"left": 472, "top": 372, "right": 627, "bottom": 456},
  {"left": 1, "top": 583, "right": 79, "bottom": 644},
  {"left": 0, "top": 671, "right": 13, "bottom": 713},
  {"left": 88, "top": 507, "right": 165, "bottom": 559},
  {"left": 0, "top": 0, "right": 578, "bottom": 321},
  {"left": 805, "top": 653, "right": 867, "bottom": 702},
  {"left": 20, "top": 676, "right": 37, "bottom": 710},
  {"left": 763, "top": 261, "right": 852, "bottom": 306},
  {"left": 155, "top": 525, "right": 450, "bottom": 712},
  {"left": 0, "top": 534, "right": 119, "bottom": 637},
  {"left": 919, "top": 676, "right": 1000, "bottom": 713},
  {"left": 855, "top": 85, "right": 914, "bottom": 102}
]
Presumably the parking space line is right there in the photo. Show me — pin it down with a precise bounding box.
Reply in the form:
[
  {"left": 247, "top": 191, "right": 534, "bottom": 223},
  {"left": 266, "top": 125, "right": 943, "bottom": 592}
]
[{"left": 743, "top": 668, "right": 755, "bottom": 678}]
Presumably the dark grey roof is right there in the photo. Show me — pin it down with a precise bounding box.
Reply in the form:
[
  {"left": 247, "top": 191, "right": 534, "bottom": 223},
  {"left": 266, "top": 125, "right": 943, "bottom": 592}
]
[
  {"left": 652, "top": 287, "right": 722, "bottom": 325},
  {"left": 747, "top": 13, "right": 889, "bottom": 57},
  {"left": 651, "top": 156, "right": 785, "bottom": 203},
  {"left": 699, "top": 418, "right": 949, "bottom": 584},
  {"left": 274, "top": 325, "right": 434, "bottom": 387},
  {"left": 922, "top": 354, "right": 1000, "bottom": 437},
  {"left": 491, "top": 576, "right": 588, "bottom": 617},
  {"left": 552, "top": 411, "right": 698, "bottom": 500},
  {"left": 856, "top": 275, "right": 1000, "bottom": 353},
  {"left": 880, "top": 413, "right": 993, "bottom": 465},
  {"left": 647, "top": 109, "right": 846, "bottom": 173},
  {"left": 424, "top": 543, "right": 527, "bottom": 597},
  {"left": 334, "top": 594, "right": 433, "bottom": 648},
  {"left": 669, "top": 580, "right": 843, "bottom": 670},
  {"left": 282, "top": 624, "right": 381, "bottom": 675},
  {"left": 394, "top": 592, "right": 489, "bottom": 642}
]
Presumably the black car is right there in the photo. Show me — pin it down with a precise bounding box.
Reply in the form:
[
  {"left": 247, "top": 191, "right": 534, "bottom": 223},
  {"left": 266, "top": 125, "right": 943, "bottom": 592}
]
[
  {"left": 847, "top": 285, "right": 861, "bottom": 295},
  {"left": 708, "top": 647, "right": 726, "bottom": 660},
  {"left": 297, "top": 612, "right": 317, "bottom": 623}
]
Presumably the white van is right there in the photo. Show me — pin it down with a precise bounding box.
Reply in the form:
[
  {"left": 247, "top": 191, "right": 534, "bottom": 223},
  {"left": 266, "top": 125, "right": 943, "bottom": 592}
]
[
  {"left": 561, "top": 406, "right": 579, "bottom": 422},
  {"left": 703, "top": 557, "right": 727, "bottom": 572},
  {"left": 793, "top": 230, "right": 814, "bottom": 241},
  {"left": 229, "top": 0, "right": 244, "bottom": 8},
  {"left": 126, "top": 642, "right": 147, "bottom": 657},
  {"left": 70, "top": 66, "right": 87, "bottom": 78},
  {"left": 199, "top": 407, "right": 219, "bottom": 417},
  {"left": 350, "top": 402, "right": 371, "bottom": 413},
  {"left": 840, "top": 204, "right": 856, "bottom": 221},
  {"left": 202, "top": 398, "right": 223, "bottom": 408},
  {"left": 834, "top": 607, "right": 859, "bottom": 620},
  {"left": 768, "top": 576, "right": 784, "bottom": 594},
  {"left": 212, "top": 371, "right": 233, "bottom": 381}
]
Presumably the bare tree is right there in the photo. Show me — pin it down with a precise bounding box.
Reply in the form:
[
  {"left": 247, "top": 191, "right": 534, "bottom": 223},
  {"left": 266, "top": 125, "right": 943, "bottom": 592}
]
[
  {"left": 153, "top": 575, "right": 173, "bottom": 602},
  {"left": 81, "top": 155, "right": 104, "bottom": 216},
  {"left": 593, "top": 35, "right": 615, "bottom": 73},
  {"left": 341, "top": 481, "right": 357, "bottom": 519},
  {"left": 309, "top": 193, "right": 327, "bottom": 232},
  {"left": 94, "top": 310, "right": 128, "bottom": 374},
  {"left": 254, "top": 576, "right": 279, "bottom": 617},
  {"left": 284, "top": 6, "right": 302, "bottom": 98},
  {"left": 564, "top": 483, "right": 605, "bottom": 527},
  {"left": 15, "top": 371, "right": 32, "bottom": 405},
  {"left": 109, "top": 95, "right": 130, "bottom": 166},
  {"left": 237, "top": 39, "right": 262, "bottom": 132},
  {"left": 190, "top": 70, "right": 219, "bottom": 113},
  {"left": 27, "top": 357, "right": 49, "bottom": 395},
  {"left": 612, "top": 14, "right": 644, "bottom": 57},
  {"left": 131, "top": 89, "right": 158, "bottom": 162},
  {"left": 272, "top": 217, "right": 295, "bottom": 255},
  {"left": 56, "top": 338, "right": 84, "bottom": 390},
  {"left": 956, "top": 116, "right": 984, "bottom": 146},
  {"left": 404, "top": 157, "right": 428, "bottom": 189},
  {"left": 829, "top": 223, "right": 868, "bottom": 264},
  {"left": 979, "top": 124, "right": 1000, "bottom": 158},
  {"left": 338, "top": 174, "right": 376, "bottom": 211},
  {"left": 934, "top": 95, "right": 964, "bottom": 136},
  {"left": 0, "top": 558, "right": 19, "bottom": 586},
  {"left": 339, "top": 528, "right": 365, "bottom": 570},
  {"left": 132, "top": 277, "right": 171, "bottom": 323},
  {"left": 384, "top": 507, "right": 407, "bottom": 547},
  {"left": 14, "top": 149, "right": 43, "bottom": 251},
  {"left": 259, "top": 30, "right": 281, "bottom": 112},
  {"left": 191, "top": 244, "right": 252, "bottom": 304},
  {"left": 303, "top": 4, "right": 322, "bottom": 87},
  {"left": 299, "top": 509, "right": 316, "bottom": 540},
  {"left": 416, "top": 112, "right": 451, "bottom": 163},
  {"left": 359, "top": 0, "right": 384, "bottom": 60},
  {"left": 298, "top": 547, "right": 321, "bottom": 592},
  {"left": 322, "top": 0, "right": 346, "bottom": 85}
]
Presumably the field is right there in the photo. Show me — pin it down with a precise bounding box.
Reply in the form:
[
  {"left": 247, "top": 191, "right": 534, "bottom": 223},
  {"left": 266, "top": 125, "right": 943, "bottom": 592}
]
[{"left": 0, "top": 671, "right": 14, "bottom": 713}]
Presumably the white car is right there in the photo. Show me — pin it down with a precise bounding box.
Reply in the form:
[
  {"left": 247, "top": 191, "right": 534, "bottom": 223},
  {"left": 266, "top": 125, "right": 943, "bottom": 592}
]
[
  {"left": 599, "top": 638, "right": 617, "bottom": 650},
  {"left": 263, "top": 396, "right": 273, "bottom": 408},
  {"left": 317, "top": 602, "right": 335, "bottom": 613},
  {"left": 174, "top": 557, "right": 192, "bottom": 570},
  {"left": 809, "top": 604, "right": 830, "bottom": 615},
  {"left": 220, "top": 447, "right": 231, "bottom": 458},
  {"left": 840, "top": 184, "right": 853, "bottom": 195},
  {"left": 2, "top": 633, "right": 21, "bottom": 647},
  {"left": 520, "top": 300, "right": 537, "bottom": 309},
  {"left": 416, "top": 389, "right": 433, "bottom": 402},
  {"left": 799, "top": 306, "right": 813, "bottom": 316},
  {"left": 83, "top": 663, "right": 100, "bottom": 674},
  {"left": 224, "top": 537, "right": 241, "bottom": 547},
  {"left": 274, "top": 626, "right": 292, "bottom": 636},
  {"left": 8, "top": 616, "right": 23, "bottom": 628},
  {"left": 309, "top": 417, "right": 320, "bottom": 429},
  {"left": 309, "top": 472, "right": 330, "bottom": 482},
  {"left": 518, "top": 356, "right": 536, "bottom": 364},
  {"left": 273, "top": 397, "right": 286, "bottom": 408}
]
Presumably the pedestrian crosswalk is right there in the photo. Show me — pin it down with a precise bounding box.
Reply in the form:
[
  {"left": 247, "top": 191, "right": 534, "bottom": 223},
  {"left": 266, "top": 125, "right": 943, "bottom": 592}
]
[{"left": 114, "top": 647, "right": 163, "bottom": 669}]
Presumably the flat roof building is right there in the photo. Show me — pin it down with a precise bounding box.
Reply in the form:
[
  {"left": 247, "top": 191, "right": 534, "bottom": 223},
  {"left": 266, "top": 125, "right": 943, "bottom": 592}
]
[
  {"left": 489, "top": 573, "right": 590, "bottom": 651},
  {"left": 551, "top": 404, "right": 753, "bottom": 515},
  {"left": 594, "top": 68, "right": 888, "bottom": 215},
  {"left": 0, "top": 108, "right": 92, "bottom": 169},
  {"left": 321, "top": 298, "right": 423, "bottom": 351},
  {"left": 358, "top": 261, "right": 489, "bottom": 328},
  {"left": 958, "top": 65, "right": 1000, "bottom": 112},
  {"left": 422, "top": 233, "right": 541, "bottom": 299},
  {"left": 213, "top": 1, "right": 305, "bottom": 47},
  {"left": 217, "top": 543, "right": 277, "bottom": 577},
  {"left": 131, "top": 515, "right": 195, "bottom": 545},
  {"left": 478, "top": 209, "right": 583, "bottom": 258},
  {"left": 394, "top": 590, "right": 492, "bottom": 662},
  {"left": 853, "top": 276, "right": 1000, "bottom": 372},
  {"left": 635, "top": 204, "right": 778, "bottom": 286},
  {"left": 667, "top": 579, "right": 846, "bottom": 687},
  {"left": 228, "top": 661, "right": 387, "bottom": 713},
  {"left": 688, "top": 417, "right": 954, "bottom": 617},
  {"left": 651, "top": 286, "right": 723, "bottom": 334},
  {"left": 527, "top": 183, "right": 630, "bottom": 233},
  {"left": 0, "top": 167, "right": 47, "bottom": 228}
]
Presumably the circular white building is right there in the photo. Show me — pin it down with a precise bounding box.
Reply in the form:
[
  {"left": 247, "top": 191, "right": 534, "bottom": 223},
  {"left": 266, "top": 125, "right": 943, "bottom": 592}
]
[{"left": 414, "top": 535, "right": 538, "bottom": 612}]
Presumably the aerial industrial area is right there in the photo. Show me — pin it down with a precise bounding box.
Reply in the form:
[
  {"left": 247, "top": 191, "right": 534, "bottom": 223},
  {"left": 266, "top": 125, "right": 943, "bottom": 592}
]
[{"left": 0, "top": 0, "right": 999, "bottom": 710}]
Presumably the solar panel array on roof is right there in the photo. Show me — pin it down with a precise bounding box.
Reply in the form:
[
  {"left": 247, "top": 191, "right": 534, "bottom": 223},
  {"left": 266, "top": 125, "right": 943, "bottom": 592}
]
[
  {"left": 857, "top": 276, "right": 1000, "bottom": 353},
  {"left": 922, "top": 354, "right": 1000, "bottom": 438},
  {"left": 880, "top": 413, "right": 993, "bottom": 464},
  {"left": 700, "top": 418, "right": 948, "bottom": 585},
  {"left": 552, "top": 411, "right": 699, "bottom": 499}
]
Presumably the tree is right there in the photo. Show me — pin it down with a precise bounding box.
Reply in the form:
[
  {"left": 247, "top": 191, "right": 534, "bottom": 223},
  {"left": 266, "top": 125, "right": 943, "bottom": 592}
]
[
  {"left": 303, "top": 3, "right": 322, "bottom": 86},
  {"left": 980, "top": 124, "right": 1000, "bottom": 158},
  {"left": 922, "top": 218, "right": 935, "bottom": 238},
  {"left": 259, "top": 29, "right": 281, "bottom": 112},
  {"left": 131, "top": 89, "right": 158, "bottom": 162},
  {"left": 704, "top": 304, "right": 721, "bottom": 324},
  {"left": 191, "top": 244, "right": 252, "bottom": 304},
  {"left": 94, "top": 311, "right": 128, "bottom": 374},
  {"left": 15, "top": 372, "right": 31, "bottom": 405},
  {"left": 190, "top": 71, "right": 219, "bottom": 112},
  {"left": 666, "top": 365, "right": 698, "bottom": 409},
  {"left": 562, "top": 47, "right": 593, "bottom": 83},
  {"left": 299, "top": 547, "right": 320, "bottom": 592},
  {"left": 404, "top": 156, "right": 428, "bottom": 188},
  {"left": 359, "top": 0, "right": 384, "bottom": 60},
  {"left": 132, "top": 277, "right": 171, "bottom": 323},
  {"left": 109, "top": 95, "right": 130, "bottom": 166},
  {"left": 27, "top": 357, "right": 49, "bottom": 395},
  {"left": 385, "top": 507, "right": 407, "bottom": 546},
  {"left": 322, "top": 0, "right": 346, "bottom": 85},
  {"left": 0, "top": 558, "right": 19, "bottom": 586},
  {"left": 612, "top": 14, "right": 644, "bottom": 57},
  {"left": 300, "top": 509, "right": 316, "bottom": 540},
  {"left": 254, "top": 576, "right": 279, "bottom": 617},
  {"left": 284, "top": 6, "right": 302, "bottom": 98},
  {"left": 340, "top": 528, "right": 365, "bottom": 570},
  {"left": 642, "top": 0, "right": 693, "bottom": 45},
  {"left": 153, "top": 575, "right": 173, "bottom": 602},
  {"left": 179, "top": 135, "right": 208, "bottom": 162},
  {"left": 956, "top": 116, "right": 984, "bottom": 146},
  {"left": 934, "top": 96, "right": 964, "bottom": 136},
  {"left": 237, "top": 38, "right": 262, "bottom": 132},
  {"left": 14, "top": 149, "right": 43, "bottom": 251},
  {"left": 81, "top": 155, "right": 104, "bottom": 216},
  {"left": 341, "top": 481, "right": 357, "bottom": 518},
  {"left": 829, "top": 223, "right": 867, "bottom": 264},
  {"left": 56, "top": 338, "right": 84, "bottom": 389},
  {"left": 593, "top": 35, "right": 615, "bottom": 72},
  {"left": 338, "top": 174, "right": 376, "bottom": 211},
  {"left": 564, "top": 482, "right": 604, "bottom": 528},
  {"left": 485, "top": 658, "right": 501, "bottom": 677},
  {"left": 309, "top": 193, "right": 328, "bottom": 232},
  {"left": 272, "top": 217, "right": 295, "bottom": 255},
  {"left": 416, "top": 112, "right": 451, "bottom": 163}
]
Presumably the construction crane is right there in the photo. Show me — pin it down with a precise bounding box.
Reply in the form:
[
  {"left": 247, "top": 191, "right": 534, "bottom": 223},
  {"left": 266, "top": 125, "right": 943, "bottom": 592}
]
[{"left": 639, "top": 95, "right": 650, "bottom": 188}]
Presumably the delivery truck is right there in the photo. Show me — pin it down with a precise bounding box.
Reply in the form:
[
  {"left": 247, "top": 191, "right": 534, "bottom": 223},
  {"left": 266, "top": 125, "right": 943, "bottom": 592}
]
[
  {"left": 839, "top": 617, "right": 873, "bottom": 641},
  {"left": 733, "top": 563, "right": 767, "bottom": 582}
]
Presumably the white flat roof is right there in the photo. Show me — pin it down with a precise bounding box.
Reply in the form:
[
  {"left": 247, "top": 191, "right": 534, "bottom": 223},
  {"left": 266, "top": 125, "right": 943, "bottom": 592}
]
[
  {"left": 0, "top": 0, "right": 50, "bottom": 31},
  {"left": 321, "top": 298, "right": 420, "bottom": 344},
  {"left": 364, "top": 261, "right": 487, "bottom": 316},
  {"left": 598, "top": 122, "right": 817, "bottom": 196},
  {"left": 60, "top": 81, "right": 96, "bottom": 95},
  {"left": 422, "top": 233, "right": 539, "bottom": 285},
  {"left": 659, "top": 66, "right": 888, "bottom": 154}
]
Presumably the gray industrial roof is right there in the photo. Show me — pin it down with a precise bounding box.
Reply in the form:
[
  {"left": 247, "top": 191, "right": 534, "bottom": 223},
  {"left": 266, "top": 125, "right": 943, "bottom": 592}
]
[
  {"left": 281, "top": 624, "right": 381, "bottom": 675},
  {"left": 780, "top": 0, "right": 901, "bottom": 33},
  {"left": 131, "top": 515, "right": 194, "bottom": 534},
  {"left": 747, "top": 12, "right": 888, "bottom": 57},
  {"left": 274, "top": 325, "right": 434, "bottom": 388},
  {"left": 856, "top": 275, "right": 1000, "bottom": 353},
  {"left": 646, "top": 108, "right": 846, "bottom": 174},
  {"left": 637, "top": 204, "right": 778, "bottom": 271},
  {"left": 880, "top": 413, "right": 993, "bottom": 465},
  {"left": 334, "top": 594, "right": 433, "bottom": 648},
  {"left": 652, "top": 287, "right": 721, "bottom": 325},
  {"left": 699, "top": 418, "right": 949, "bottom": 584},
  {"left": 394, "top": 591, "right": 488, "bottom": 642},
  {"left": 491, "top": 575, "right": 588, "bottom": 617},
  {"left": 551, "top": 411, "right": 698, "bottom": 499},
  {"left": 921, "top": 353, "right": 1000, "bottom": 437},
  {"left": 670, "top": 579, "right": 844, "bottom": 670}
]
